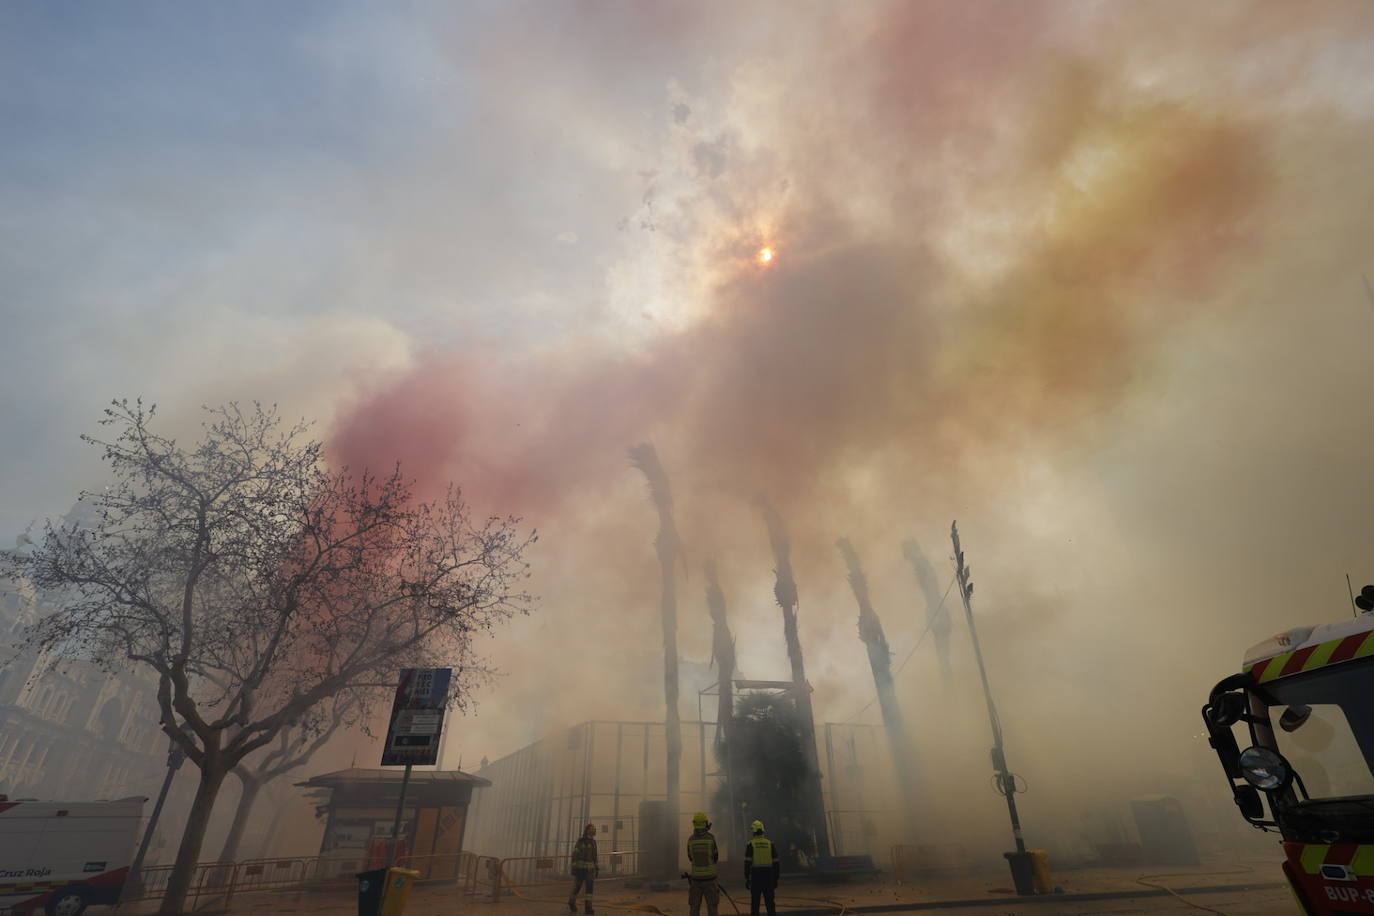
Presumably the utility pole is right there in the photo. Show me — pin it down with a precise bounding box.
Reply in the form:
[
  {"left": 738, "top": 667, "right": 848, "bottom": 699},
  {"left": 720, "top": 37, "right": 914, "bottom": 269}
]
[{"left": 951, "top": 522, "right": 1036, "bottom": 893}]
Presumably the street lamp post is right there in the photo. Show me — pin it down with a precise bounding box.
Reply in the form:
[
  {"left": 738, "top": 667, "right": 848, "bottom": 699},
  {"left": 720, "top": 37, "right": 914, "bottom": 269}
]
[{"left": 124, "top": 732, "right": 188, "bottom": 898}]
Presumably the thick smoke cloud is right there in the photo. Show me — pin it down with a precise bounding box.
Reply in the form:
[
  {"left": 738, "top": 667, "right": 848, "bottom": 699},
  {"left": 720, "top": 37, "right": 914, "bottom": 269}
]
[
  {"left": 7, "top": 0, "right": 1371, "bottom": 861},
  {"left": 318, "top": 9, "right": 1374, "bottom": 859}
]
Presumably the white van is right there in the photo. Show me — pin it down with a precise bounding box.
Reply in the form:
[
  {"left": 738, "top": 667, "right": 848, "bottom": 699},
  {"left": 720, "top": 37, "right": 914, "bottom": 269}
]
[{"left": 0, "top": 797, "right": 145, "bottom": 916}]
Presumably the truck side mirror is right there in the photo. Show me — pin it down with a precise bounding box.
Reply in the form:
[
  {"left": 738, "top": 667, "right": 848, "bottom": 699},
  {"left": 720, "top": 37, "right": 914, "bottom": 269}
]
[
  {"left": 1209, "top": 692, "right": 1247, "bottom": 727},
  {"left": 1233, "top": 784, "right": 1266, "bottom": 821}
]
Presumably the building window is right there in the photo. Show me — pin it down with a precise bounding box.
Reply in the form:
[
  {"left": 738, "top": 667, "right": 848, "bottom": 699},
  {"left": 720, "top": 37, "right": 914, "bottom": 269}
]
[{"left": 97, "top": 698, "right": 124, "bottom": 738}]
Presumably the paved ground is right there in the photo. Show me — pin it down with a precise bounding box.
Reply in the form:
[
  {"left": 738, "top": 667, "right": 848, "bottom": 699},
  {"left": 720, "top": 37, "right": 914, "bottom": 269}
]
[{"left": 203, "top": 855, "right": 1298, "bottom": 916}]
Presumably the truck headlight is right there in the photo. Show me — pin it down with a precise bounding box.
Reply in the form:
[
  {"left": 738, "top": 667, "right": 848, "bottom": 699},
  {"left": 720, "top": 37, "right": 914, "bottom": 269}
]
[{"left": 1238, "top": 746, "right": 1292, "bottom": 792}]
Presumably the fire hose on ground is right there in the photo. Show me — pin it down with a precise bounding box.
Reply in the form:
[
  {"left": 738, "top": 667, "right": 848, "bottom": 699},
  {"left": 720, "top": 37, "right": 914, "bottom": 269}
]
[{"left": 501, "top": 869, "right": 847, "bottom": 916}]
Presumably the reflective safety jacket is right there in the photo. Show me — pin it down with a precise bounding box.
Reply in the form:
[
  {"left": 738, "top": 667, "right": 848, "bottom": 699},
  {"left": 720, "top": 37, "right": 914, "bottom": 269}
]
[
  {"left": 572, "top": 835, "right": 599, "bottom": 874},
  {"left": 686, "top": 829, "right": 719, "bottom": 880},
  {"left": 744, "top": 835, "right": 779, "bottom": 884}
]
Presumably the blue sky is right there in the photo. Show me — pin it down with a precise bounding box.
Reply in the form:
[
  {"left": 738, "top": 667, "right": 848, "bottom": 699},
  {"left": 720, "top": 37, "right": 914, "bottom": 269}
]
[{"left": 1, "top": 2, "right": 625, "bottom": 530}]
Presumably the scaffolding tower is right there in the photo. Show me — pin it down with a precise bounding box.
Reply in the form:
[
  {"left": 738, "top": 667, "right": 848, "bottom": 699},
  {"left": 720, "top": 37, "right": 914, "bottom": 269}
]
[{"left": 466, "top": 711, "right": 891, "bottom": 863}]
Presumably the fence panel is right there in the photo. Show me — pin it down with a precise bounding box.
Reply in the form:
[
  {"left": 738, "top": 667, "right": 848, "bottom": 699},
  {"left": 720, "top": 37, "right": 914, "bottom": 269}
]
[
  {"left": 224, "top": 857, "right": 320, "bottom": 905},
  {"left": 117, "top": 850, "right": 496, "bottom": 910},
  {"left": 119, "top": 860, "right": 238, "bottom": 908},
  {"left": 491, "top": 851, "right": 640, "bottom": 903}
]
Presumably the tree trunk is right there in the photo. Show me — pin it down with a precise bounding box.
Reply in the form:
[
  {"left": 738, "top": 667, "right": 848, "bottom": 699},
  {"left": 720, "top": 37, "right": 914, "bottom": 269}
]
[
  {"left": 704, "top": 560, "right": 739, "bottom": 856},
  {"left": 630, "top": 444, "right": 683, "bottom": 875},
  {"left": 217, "top": 772, "right": 262, "bottom": 864},
  {"left": 255, "top": 785, "right": 289, "bottom": 859},
  {"left": 902, "top": 539, "right": 953, "bottom": 686},
  {"left": 158, "top": 761, "right": 228, "bottom": 916},
  {"left": 658, "top": 531, "right": 681, "bottom": 868},
  {"left": 760, "top": 502, "right": 831, "bottom": 859},
  {"left": 839, "top": 538, "right": 921, "bottom": 844}
]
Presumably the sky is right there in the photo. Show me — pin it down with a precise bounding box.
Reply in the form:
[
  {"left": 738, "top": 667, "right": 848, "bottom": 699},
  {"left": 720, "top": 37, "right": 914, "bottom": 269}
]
[{"left": 4, "top": 0, "right": 1374, "bottom": 857}]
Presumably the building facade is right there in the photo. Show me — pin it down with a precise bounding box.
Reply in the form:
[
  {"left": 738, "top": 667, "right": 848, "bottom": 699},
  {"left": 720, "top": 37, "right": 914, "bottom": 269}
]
[{"left": 0, "top": 573, "right": 167, "bottom": 801}]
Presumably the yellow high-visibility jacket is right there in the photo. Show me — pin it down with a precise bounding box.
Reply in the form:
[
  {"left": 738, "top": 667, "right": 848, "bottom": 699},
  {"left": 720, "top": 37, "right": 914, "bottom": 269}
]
[
  {"left": 744, "top": 835, "right": 780, "bottom": 885},
  {"left": 686, "top": 830, "right": 719, "bottom": 880}
]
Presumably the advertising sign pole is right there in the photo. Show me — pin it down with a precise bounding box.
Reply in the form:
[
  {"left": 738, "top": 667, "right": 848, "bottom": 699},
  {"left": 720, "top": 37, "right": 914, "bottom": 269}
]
[
  {"left": 380, "top": 667, "right": 452, "bottom": 867},
  {"left": 388, "top": 764, "right": 414, "bottom": 868}
]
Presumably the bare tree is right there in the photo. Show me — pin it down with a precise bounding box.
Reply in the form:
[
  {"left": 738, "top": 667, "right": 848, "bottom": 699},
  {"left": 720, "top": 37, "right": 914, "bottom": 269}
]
[
  {"left": 217, "top": 690, "right": 363, "bottom": 864},
  {"left": 2, "top": 401, "right": 535, "bottom": 915}
]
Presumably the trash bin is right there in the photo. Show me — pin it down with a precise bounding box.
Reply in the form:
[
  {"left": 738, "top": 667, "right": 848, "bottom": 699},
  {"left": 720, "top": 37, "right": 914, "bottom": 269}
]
[
  {"left": 357, "top": 867, "right": 420, "bottom": 916},
  {"left": 358, "top": 868, "right": 387, "bottom": 916},
  {"left": 1003, "top": 852, "right": 1037, "bottom": 896},
  {"left": 1028, "top": 849, "right": 1053, "bottom": 895},
  {"left": 381, "top": 868, "right": 419, "bottom": 916}
]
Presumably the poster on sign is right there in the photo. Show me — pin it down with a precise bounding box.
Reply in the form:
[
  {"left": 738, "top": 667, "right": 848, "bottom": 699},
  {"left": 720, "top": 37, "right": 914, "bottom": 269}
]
[{"left": 381, "top": 668, "right": 452, "bottom": 766}]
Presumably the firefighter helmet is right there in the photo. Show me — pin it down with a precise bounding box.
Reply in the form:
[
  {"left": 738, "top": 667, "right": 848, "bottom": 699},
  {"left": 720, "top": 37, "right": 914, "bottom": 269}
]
[
  {"left": 751, "top": 820, "right": 765, "bottom": 834},
  {"left": 692, "top": 811, "right": 710, "bottom": 828}
]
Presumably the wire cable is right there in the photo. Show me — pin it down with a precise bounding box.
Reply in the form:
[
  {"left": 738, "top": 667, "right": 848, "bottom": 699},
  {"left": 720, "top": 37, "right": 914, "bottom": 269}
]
[
  {"left": 507, "top": 881, "right": 675, "bottom": 916},
  {"left": 506, "top": 878, "right": 847, "bottom": 916},
  {"left": 1133, "top": 865, "right": 1257, "bottom": 916}
]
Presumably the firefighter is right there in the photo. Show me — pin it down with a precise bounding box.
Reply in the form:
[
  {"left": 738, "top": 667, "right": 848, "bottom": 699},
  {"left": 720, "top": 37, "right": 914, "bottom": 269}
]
[
  {"left": 569, "top": 823, "right": 598, "bottom": 914},
  {"left": 744, "top": 820, "right": 779, "bottom": 916},
  {"left": 686, "top": 811, "right": 720, "bottom": 916}
]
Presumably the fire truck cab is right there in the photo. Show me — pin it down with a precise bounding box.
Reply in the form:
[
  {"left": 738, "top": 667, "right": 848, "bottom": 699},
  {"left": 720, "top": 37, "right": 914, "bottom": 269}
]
[{"left": 1203, "top": 593, "right": 1374, "bottom": 914}]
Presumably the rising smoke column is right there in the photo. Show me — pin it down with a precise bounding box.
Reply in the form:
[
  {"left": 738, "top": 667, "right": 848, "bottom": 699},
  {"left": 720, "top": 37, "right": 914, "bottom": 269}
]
[
  {"left": 837, "top": 536, "right": 920, "bottom": 844},
  {"left": 759, "top": 498, "right": 831, "bottom": 858},
  {"left": 630, "top": 443, "right": 683, "bottom": 856}
]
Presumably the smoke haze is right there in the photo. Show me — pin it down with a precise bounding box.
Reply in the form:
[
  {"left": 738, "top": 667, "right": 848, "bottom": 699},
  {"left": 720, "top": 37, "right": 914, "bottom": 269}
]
[{"left": 5, "top": 0, "right": 1374, "bottom": 860}]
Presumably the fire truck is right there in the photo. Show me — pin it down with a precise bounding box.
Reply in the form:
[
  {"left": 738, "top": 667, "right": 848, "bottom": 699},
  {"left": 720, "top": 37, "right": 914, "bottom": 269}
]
[{"left": 1203, "top": 586, "right": 1374, "bottom": 914}]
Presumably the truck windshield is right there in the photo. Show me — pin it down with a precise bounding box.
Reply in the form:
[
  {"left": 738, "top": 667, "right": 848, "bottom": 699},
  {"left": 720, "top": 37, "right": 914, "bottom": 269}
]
[{"left": 1266, "top": 662, "right": 1374, "bottom": 800}]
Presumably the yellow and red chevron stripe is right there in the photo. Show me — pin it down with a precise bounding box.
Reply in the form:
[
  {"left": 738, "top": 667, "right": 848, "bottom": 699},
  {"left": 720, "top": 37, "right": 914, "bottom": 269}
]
[
  {"left": 1248, "top": 630, "right": 1374, "bottom": 684},
  {"left": 1294, "top": 843, "right": 1374, "bottom": 876},
  {"left": 0, "top": 882, "right": 58, "bottom": 893}
]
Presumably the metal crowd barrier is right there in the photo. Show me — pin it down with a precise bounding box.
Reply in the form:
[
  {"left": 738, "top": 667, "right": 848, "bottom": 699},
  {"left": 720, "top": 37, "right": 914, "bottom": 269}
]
[
  {"left": 491, "top": 851, "right": 640, "bottom": 903},
  {"left": 225, "top": 856, "right": 320, "bottom": 904},
  {"left": 114, "top": 851, "right": 487, "bottom": 911},
  {"left": 118, "top": 859, "right": 241, "bottom": 910}
]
